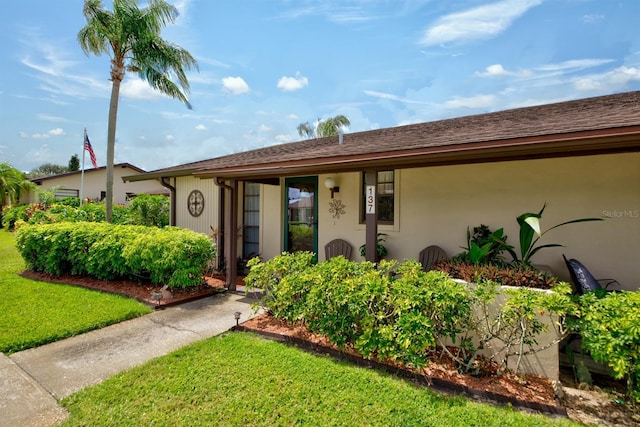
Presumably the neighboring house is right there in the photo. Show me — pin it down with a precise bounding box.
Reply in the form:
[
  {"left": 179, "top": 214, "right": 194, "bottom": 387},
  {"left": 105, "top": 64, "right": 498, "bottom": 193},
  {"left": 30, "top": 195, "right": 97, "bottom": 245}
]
[
  {"left": 25, "top": 163, "right": 168, "bottom": 204},
  {"left": 124, "top": 91, "right": 640, "bottom": 292}
]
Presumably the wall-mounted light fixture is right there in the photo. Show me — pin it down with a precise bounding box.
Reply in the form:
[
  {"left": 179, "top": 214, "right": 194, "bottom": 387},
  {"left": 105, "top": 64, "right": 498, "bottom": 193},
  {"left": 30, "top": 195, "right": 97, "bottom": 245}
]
[{"left": 324, "top": 177, "right": 339, "bottom": 199}]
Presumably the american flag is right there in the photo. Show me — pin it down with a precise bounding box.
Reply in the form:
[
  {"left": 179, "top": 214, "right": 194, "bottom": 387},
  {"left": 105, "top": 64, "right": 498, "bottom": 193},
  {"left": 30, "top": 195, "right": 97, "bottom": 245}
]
[{"left": 84, "top": 134, "right": 98, "bottom": 168}]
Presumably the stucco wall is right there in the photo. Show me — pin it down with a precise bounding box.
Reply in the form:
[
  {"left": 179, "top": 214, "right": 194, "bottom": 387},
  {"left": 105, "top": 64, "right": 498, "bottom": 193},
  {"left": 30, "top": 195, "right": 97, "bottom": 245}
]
[
  {"left": 25, "top": 166, "right": 166, "bottom": 205},
  {"left": 318, "top": 153, "right": 639, "bottom": 290}
]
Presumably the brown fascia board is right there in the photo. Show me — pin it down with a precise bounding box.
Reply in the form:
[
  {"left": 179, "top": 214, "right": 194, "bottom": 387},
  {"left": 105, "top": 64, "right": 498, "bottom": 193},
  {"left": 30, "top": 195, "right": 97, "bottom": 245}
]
[
  {"left": 122, "top": 168, "right": 200, "bottom": 182},
  {"left": 193, "top": 126, "right": 640, "bottom": 180}
]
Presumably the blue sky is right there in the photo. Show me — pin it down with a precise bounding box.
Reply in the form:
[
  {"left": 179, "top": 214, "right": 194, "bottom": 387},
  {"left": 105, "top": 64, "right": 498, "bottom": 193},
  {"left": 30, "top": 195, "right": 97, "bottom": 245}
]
[{"left": 1, "top": 0, "right": 639, "bottom": 173}]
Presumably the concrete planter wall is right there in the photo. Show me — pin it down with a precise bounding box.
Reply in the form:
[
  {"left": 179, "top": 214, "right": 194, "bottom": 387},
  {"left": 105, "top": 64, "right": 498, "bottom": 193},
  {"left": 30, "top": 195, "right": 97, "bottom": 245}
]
[{"left": 455, "top": 279, "right": 560, "bottom": 381}]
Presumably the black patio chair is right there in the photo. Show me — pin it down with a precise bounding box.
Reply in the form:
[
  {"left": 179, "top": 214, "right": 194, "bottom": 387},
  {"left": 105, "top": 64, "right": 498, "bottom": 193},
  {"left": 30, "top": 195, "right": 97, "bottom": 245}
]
[{"left": 562, "top": 255, "right": 620, "bottom": 295}]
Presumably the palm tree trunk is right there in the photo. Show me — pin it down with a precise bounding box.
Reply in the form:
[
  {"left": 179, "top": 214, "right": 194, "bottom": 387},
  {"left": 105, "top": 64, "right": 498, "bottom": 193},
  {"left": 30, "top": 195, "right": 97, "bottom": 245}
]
[{"left": 105, "top": 74, "right": 122, "bottom": 223}]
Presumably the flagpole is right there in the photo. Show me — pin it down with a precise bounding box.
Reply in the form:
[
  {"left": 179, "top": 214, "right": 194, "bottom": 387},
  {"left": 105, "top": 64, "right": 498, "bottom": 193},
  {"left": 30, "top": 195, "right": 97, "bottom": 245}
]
[{"left": 80, "top": 128, "right": 86, "bottom": 206}]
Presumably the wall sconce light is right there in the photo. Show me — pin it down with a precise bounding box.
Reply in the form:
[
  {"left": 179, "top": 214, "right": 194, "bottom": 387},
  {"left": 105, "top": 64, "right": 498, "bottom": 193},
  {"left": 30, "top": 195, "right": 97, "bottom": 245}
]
[{"left": 324, "top": 177, "right": 340, "bottom": 198}]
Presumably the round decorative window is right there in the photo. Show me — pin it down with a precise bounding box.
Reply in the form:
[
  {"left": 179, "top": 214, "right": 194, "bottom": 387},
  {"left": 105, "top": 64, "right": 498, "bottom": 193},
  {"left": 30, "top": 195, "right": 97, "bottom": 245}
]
[{"left": 187, "top": 190, "right": 205, "bottom": 217}]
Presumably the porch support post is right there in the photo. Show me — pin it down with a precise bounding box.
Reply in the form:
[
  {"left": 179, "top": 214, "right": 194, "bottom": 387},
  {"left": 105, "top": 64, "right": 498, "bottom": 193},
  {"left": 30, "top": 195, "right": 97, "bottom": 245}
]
[
  {"left": 364, "top": 170, "right": 378, "bottom": 263},
  {"left": 159, "top": 177, "right": 176, "bottom": 226},
  {"left": 225, "top": 179, "right": 238, "bottom": 291},
  {"left": 217, "top": 185, "right": 225, "bottom": 272}
]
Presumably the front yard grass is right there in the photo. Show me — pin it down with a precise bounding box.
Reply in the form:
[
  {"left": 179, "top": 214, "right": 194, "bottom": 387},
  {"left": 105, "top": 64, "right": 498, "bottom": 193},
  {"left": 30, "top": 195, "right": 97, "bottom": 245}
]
[
  {"left": 61, "top": 332, "right": 578, "bottom": 426},
  {"left": 0, "top": 230, "right": 152, "bottom": 354}
]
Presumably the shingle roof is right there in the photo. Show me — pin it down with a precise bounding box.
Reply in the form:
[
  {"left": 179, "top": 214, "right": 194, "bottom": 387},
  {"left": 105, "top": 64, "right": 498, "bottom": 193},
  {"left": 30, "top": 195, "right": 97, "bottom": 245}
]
[
  {"left": 132, "top": 91, "right": 640, "bottom": 181},
  {"left": 31, "top": 163, "right": 145, "bottom": 183}
]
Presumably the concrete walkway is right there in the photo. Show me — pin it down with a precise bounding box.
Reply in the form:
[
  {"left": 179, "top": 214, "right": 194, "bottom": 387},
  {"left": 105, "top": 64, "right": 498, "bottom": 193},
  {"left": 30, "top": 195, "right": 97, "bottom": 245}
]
[{"left": 0, "top": 292, "right": 257, "bottom": 427}]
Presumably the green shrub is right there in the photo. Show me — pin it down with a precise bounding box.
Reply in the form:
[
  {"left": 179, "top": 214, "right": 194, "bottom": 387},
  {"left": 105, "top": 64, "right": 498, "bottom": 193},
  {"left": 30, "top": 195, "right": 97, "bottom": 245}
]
[
  {"left": 2, "top": 204, "right": 30, "bottom": 230},
  {"left": 16, "top": 223, "right": 215, "bottom": 289},
  {"left": 576, "top": 290, "right": 640, "bottom": 402},
  {"left": 127, "top": 194, "right": 169, "bottom": 227},
  {"left": 247, "top": 254, "right": 575, "bottom": 374},
  {"left": 122, "top": 227, "right": 215, "bottom": 288},
  {"left": 245, "top": 251, "right": 316, "bottom": 311},
  {"left": 9, "top": 197, "right": 165, "bottom": 228}
]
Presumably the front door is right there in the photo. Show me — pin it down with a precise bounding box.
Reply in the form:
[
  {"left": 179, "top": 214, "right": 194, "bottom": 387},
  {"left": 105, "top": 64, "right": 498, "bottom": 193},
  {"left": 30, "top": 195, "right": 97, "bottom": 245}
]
[{"left": 284, "top": 177, "right": 318, "bottom": 255}]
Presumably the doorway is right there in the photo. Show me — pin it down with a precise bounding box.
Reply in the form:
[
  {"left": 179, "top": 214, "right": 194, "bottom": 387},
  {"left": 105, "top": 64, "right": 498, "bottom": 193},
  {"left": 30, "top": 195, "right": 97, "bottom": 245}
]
[{"left": 284, "top": 177, "right": 318, "bottom": 256}]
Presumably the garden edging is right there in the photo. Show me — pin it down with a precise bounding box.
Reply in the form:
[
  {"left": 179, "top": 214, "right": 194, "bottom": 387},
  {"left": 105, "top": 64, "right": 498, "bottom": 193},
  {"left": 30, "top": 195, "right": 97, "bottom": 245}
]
[{"left": 233, "top": 323, "right": 569, "bottom": 418}]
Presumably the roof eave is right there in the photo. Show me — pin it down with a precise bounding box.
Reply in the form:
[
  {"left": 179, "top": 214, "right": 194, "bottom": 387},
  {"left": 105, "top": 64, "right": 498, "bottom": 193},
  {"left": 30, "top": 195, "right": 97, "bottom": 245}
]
[
  {"left": 193, "top": 127, "right": 640, "bottom": 180},
  {"left": 122, "top": 168, "right": 200, "bottom": 182}
]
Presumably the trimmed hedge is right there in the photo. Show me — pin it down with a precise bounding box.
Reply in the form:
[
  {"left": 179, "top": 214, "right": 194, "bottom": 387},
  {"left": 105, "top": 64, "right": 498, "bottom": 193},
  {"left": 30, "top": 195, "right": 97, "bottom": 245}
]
[
  {"left": 246, "top": 253, "right": 574, "bottom": 373},
  {"left": 16, "top": 222, "right": 215, "bottom": 288}
]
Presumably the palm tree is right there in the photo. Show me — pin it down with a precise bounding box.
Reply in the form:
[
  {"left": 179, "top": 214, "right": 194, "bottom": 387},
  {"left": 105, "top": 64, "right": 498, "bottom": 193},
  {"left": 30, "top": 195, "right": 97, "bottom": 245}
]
[
  {"left": 297, "top": 115, "right": 350, "bottom": 139},
  {"left": 78, "top": 0, "right": 198, "bottom": 222},
  {"left": 0, "top": 163, "right": 34, "bottom": 228}
]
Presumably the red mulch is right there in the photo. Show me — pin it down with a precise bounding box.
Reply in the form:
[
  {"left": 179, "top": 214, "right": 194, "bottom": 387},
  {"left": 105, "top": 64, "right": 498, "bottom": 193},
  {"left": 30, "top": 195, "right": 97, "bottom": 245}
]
[
  {"left": 18, "top": 270, "right": 237, "bottom": 308},
  {"left": 239, "top": 313, "right": 564, "bottom": 414}
]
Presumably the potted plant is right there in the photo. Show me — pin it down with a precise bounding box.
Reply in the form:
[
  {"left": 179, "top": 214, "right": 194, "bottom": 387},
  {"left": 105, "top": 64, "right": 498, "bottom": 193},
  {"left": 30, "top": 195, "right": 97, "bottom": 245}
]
[{"left": 359, "top": 233, "right": 388, "bottom": 261}]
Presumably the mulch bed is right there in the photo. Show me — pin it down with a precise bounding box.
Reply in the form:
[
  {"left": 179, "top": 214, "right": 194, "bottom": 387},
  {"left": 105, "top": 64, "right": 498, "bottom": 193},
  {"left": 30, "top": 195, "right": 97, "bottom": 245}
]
[
  {"left": 19, "top": 271, "right": 236, "bottom": 309},
  {"left": 236, "top": 313, "right": 568, "bottom": 418}
]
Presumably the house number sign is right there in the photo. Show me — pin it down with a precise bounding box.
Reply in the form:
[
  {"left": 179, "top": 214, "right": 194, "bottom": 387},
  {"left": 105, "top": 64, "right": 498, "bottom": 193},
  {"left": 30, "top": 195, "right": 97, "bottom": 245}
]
[
  {"left": 366, "top": 185, "right": 376, "bottom": 214},
  {"left": 187, "top": 190, "right": 205, "bottom": 217}
]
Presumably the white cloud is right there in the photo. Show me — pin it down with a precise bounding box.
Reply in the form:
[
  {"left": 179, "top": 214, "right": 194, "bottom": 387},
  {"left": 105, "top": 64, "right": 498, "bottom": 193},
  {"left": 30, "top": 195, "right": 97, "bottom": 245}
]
[
  {"left": 574, "top": 66, "right": 640, "bottom": 91},
  {"left": 444, "top": 94, "right": 496, "bottom": 109},
  {"left": 275, "top": 134, "right": 295, "bottom": 143},
  {"left": 582, "top": 14, "right": 604, "bottom": 24},
  {"left": 287, "top": 114, "right": 299, "bottom": 120},
  {"left": 573, "top": 78, "right": 601, "bottom": 91},
  {"left": 479, "top": 64, "right": 509, "bottom": 76},
  {"left": 37, "top": 113, "right": 68, "bottom": 122},
  {"left": 222, "top": 76, "right": 250, "bottom": 94},
  {"left": 475, "top": 63, "right": 533, "bottom": 78},
  {"left": 609, "top": 66, "right": 640, "bottom": 85},
  {"left": 421, "top": 0, "right": 542, "bottom": 46},
  {"left": 28, "top": 128, "right": 66, "bottom": 139},
  {"left": 363, "top": 90, "right": 430, "bottom": 105},
  {"left": 121, "top": 78, "right": 164, "bottom": 100},
  {"left": 195, "top": 124, "right": 208, "bottom": 131},
  {"left": 277, "top": 72, "right": 309, "bottom": 92},
  {"left": 259, "top": 124, "right": 272, "bottom": 132},
  {"left": 536, "top": 59, "right": 614, "bottom": 72},
  {"left": 166, "top": 134, "right": 175, "bottom": 142}
]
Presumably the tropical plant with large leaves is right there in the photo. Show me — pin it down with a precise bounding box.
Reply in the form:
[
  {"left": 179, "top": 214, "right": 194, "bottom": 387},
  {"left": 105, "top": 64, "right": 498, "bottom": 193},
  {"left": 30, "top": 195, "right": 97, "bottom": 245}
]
[
  {"left": 78, "top": 0, "right": 198, "bottom": 222},
  {"left": 0, "top": 163, "right": 35, "bottom": 228},
  {"left": 297, "top": 115, "right": 350, "bottom": 139},
  {"left": 512, "top": 204, "right": 602, "bottom": 265}
]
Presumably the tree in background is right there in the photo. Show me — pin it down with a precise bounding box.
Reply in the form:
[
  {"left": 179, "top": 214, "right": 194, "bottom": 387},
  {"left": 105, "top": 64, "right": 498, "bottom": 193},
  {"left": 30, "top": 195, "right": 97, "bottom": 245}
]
[
  {"left": 297, "top": 115, "right": 350, "bottom": 139},
  {"left": 68, "top": 154, "right": 80, "bottom": 172},
  {"left": 0, "top": 162, "right": 35, "bottom": 228},
  {"left": 27, "top": 163, "right": 68, "bottom": 178},
  {"left": 78, "top": 0, "right": 198, "bottom": 222}
]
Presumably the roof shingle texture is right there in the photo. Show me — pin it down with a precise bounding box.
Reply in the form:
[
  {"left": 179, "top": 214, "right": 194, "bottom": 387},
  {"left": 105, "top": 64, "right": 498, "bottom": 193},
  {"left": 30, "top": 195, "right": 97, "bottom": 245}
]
[{"left": 152, "top": 91, "right": 640, "bottom": 174}]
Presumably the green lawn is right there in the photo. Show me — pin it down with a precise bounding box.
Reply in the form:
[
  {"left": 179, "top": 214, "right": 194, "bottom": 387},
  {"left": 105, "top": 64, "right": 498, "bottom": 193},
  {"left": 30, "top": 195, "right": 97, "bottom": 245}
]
[
  {"left": 61, "top": 332, "right": 578, "bottom": 426},
  {"left": 0, "top": 230, "right": 152, "bottom": 354}
]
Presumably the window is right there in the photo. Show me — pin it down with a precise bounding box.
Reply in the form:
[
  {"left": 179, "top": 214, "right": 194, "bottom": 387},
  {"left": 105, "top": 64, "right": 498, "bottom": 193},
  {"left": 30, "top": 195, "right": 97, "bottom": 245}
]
[
  {"left": 243, "top": 182, "right": 260, "bottom": 258},
  {"left": 361, "top": 170, "right": 394, "bottom": 224}
]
